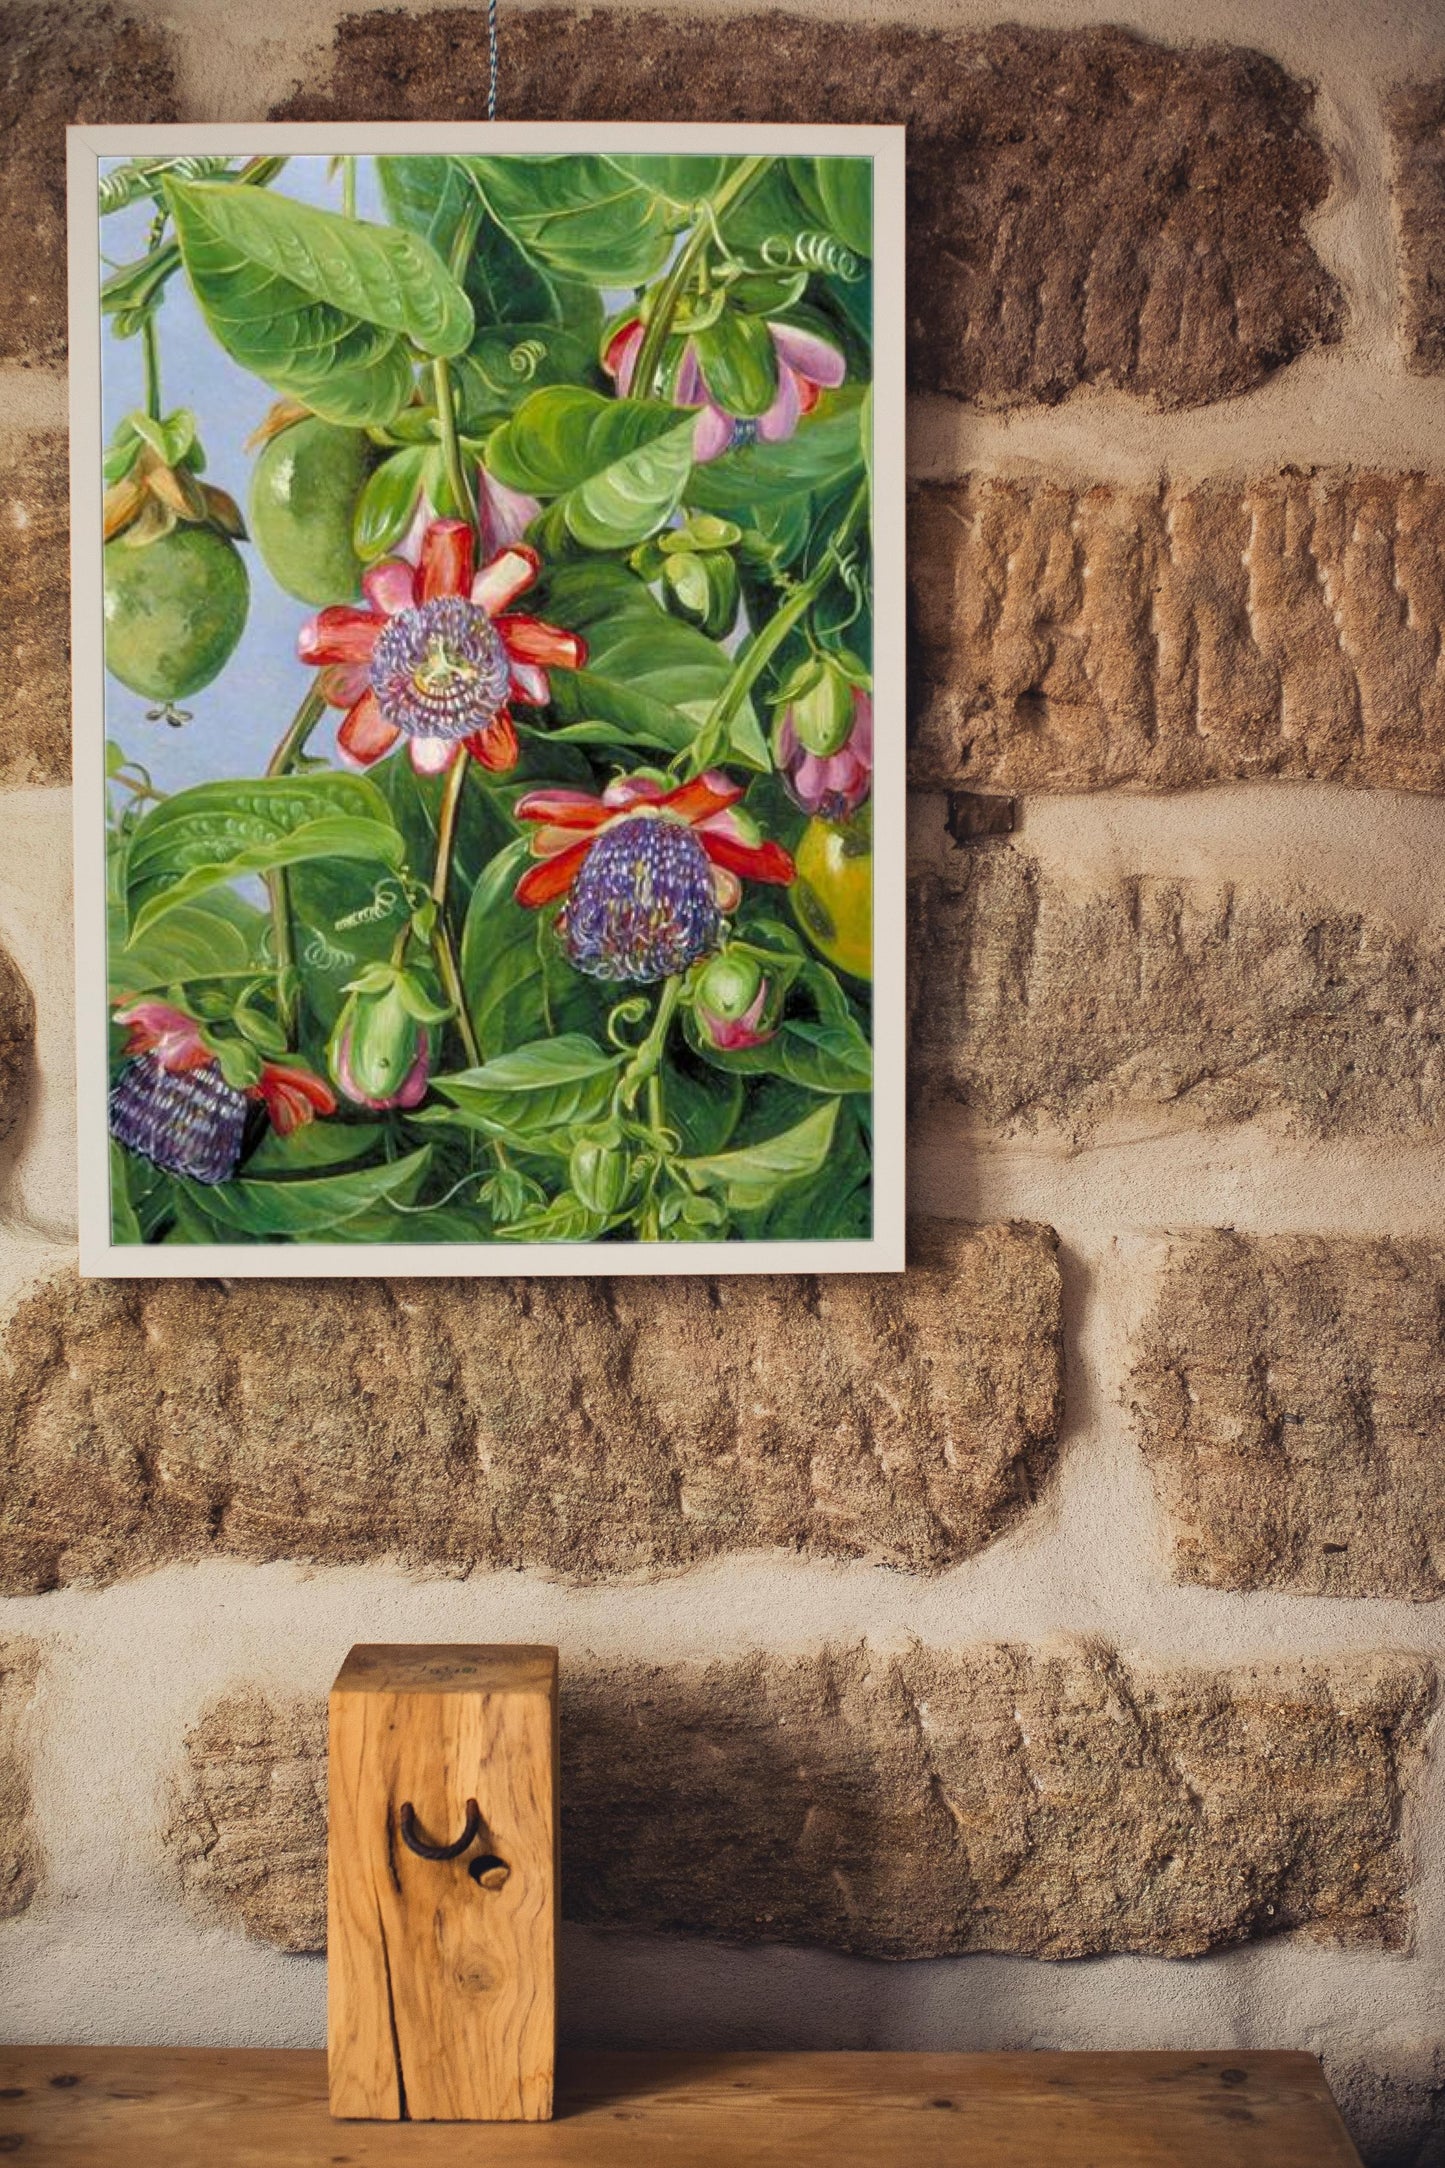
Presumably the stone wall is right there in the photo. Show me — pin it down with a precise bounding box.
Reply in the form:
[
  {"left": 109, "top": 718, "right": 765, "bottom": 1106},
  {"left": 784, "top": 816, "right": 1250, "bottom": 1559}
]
[{"left": 1, "top": 4, "right": 1444, "bottom": 2165}]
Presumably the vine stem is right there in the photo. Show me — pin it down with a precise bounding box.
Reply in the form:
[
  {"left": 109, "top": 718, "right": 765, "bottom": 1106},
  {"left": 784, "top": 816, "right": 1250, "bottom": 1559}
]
[
  {"left": 263, "top": 684, "right": 327, "bottom": 1042},
  {"left": 428, "top": 755, "right": 483, "bottom": 1070},
  {"left": 687, "top": 477, "right": 869, "bottom": 776},
  {"left": 631, "top": 154, "right": 775, "bottom": 402},
  {"left": 140, "top": 312, "right": 162, "bottom": 422},
  {"left": 432, "top": 356, "right": 473, "bottom": 529},
  {"left": 621, "top": 975, "right": 683, "bottom": 1117}
]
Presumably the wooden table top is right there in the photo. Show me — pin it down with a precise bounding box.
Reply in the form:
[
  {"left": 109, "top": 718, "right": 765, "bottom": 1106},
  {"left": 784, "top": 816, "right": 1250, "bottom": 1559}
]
[{"left": 0, "top": 2045, "right": 1363, "bottom": 2165}]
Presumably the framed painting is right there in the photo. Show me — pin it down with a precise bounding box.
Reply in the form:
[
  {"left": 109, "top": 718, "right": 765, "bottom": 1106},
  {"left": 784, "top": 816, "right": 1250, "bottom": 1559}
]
[{"left": 68, "top": 123, "right": 905, "bottom": 1275}]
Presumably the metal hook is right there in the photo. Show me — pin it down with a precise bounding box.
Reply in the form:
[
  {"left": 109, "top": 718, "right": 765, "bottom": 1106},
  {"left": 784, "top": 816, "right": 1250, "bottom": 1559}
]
[{"left": 398, "top": 1797, "right": 483, "bottom": 1861}]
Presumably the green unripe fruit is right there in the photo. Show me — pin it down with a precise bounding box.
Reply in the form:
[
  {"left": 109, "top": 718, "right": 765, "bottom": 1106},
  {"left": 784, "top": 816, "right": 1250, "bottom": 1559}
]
[
  {"left": 249, "top": 418, "right": 373, "bottom": 605},
  {"left": 103, "top": 524, "right": 249, "bottom": 704}
]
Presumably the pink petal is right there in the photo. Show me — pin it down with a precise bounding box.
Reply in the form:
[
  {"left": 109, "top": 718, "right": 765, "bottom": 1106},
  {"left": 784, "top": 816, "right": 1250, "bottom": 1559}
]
[
  {"left": 337, "top": 691, "right": 400, "bottom": 768},
  {"left": 408, "top": 736, "right": 458, "bottom": 776},
  {"left": 850, "top": 692, "right": 873, "bottom": 758},
  {"left": 477, "top": 471, "right": 541, "bottom": 554},
  {"left": 362, "top": 558, "right": 417, "bottom": 616},
  {"left": 673, "top": 342, "right": 704, "bottom": 407},
  {"left": 708, "top": 866, "right": 743, "bottom": 913},
  {"left": 691, "top": 400, "right": 735, "bottom": 463},
  {"left": 758, "top": 363, "right": 801, "bottom": 444},
  {"left": 602, "top": 775, "right": 667, "bottom": 809},
  {"left": 508, "top": 660, "right": 550, "bottom": 706},
  {"left": 603, "top": 317, "right": 644, "bottom": 397},
  {"left": 769, "top": 322, "right": 846, "bottom": 389},
  {"left": 472, "top": 544, "right": 540, "bottom": 616}
]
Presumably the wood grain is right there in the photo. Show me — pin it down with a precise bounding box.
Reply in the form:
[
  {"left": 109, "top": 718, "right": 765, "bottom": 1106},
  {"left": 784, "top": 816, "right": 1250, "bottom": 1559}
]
[
  {"left": 0, "top": 2047, "right": 1364, "bottom": 2164},
  {"left": 327, "top": 1643, "right": 557, "bottom": 2122}
]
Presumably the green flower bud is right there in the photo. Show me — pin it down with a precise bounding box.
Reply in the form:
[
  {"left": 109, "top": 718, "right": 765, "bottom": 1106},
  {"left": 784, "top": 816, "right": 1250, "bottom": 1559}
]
[
  {"left": 569, "top": 1126, "right": 633, "bottom": 1217},
  {"left": 788, "top": 656, "right": 855, "bottom": 758}
]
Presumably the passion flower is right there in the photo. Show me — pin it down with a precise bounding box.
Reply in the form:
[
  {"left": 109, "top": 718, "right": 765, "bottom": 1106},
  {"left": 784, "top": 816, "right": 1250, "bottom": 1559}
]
[
  {"left": 109, "top": 1000, "right": 335, "bottom": 1183},
  {"left": 514, "top": 772, "right": 794, "bottom": 985},
  {"left": 109, "top": 1052, "right": 248, "bottom": 1185},
  {"left": 605, "top": 317, "right": 845, "bottom": 462},
  {"left": 298, "top": 519, "right": 585, "bottom": 778},
  {"left": 777, "top": 686, "right": 872, "bottom": 821}
]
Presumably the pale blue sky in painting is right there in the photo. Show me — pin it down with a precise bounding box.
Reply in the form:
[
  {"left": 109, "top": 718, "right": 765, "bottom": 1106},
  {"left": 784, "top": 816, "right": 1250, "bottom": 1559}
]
[{"left": 101, "top": 157, "right": 390, "bottom": 795}]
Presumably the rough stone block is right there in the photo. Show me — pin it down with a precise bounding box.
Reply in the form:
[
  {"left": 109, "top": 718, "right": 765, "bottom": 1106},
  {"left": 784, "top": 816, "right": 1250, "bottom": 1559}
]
[
  {"left": 168, "top": 1642, "right": 1434, "bottom": 1960},
  {"left": 1387, "top": 77, "right": 1445, "bottom": 374},
  {"left": 275, "top": 12, "right": 1342, "bottom": 410},
  {"left": 0, "top": 5, "right": 178, "bottom": 365},
  {"left": 0, "top": 432, "right": 72, "bottom": 787},
  {"left": 165, "top": 1686, "right": 325, "bottom": 1953},
  {"left": 1132, "top": 1233, "right": 1445, "bottom": 1599},
  {"left": 910, "top": 473, "right": 1445, "bottom": 793},
  {"left": 910, "top": 849, "right": 1445, "bottom": 1143},
  {"left": 0, "top": 1221, "right": 1063, "bottom": 1594},
  {"left": 0, "top": 1638, "right": 40, "bottom": 1918}
]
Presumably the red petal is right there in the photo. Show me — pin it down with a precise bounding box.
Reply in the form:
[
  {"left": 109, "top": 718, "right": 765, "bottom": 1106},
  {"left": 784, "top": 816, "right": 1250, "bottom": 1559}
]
[
  {"left": 701, "top": 832, "right": 795, "bottom": 886},
  {"left": 515, "top": 836, "right": 594, "bottom": 907},
  {"left": 515, "top": 789, "right": 610, "bottom": 830},
  {"left": 255, "top": 1064, "right": 337, "bottom": 1134},
  {"left": 465, "top": 708, "right": 518, "bottom": 772},
  {"left": 420, "top": 519, "right": 475, "bottom": 602},
  {"left": 495, "top": 614, "right": 587, "bottom": 670},
  {"left": 337, "top": 691, "right": 401, "bottom": 767},
  {"left": 298, "top": 606, "right": 381, "bottom": 666},
  {"left": 661, "top": 772, "right": 745, "bottom": 826}
]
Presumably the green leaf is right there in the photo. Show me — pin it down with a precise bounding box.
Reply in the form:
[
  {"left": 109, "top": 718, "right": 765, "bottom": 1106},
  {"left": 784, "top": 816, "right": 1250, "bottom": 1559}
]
[
  {"left": 110, "top": 1141, "right": 142, "bottom": 1244},
  {"left": 242, "top": 1120, "right": 384, "bottom": 1175},
  {"left": 460, "top": 836, "right": 604, "bottom": 1055},
  {"left": 352, "top": 445, "right": 427, "bottom": 561},
  {"left": 107, "top": 888, "right": 267, "bottom": 996},
  {"left": 538, "top": 560, "right": 762, "bottom": 762},
  {"left": 487, "top": 387, "right": 695, "bottom": 552},
  {"left": 605, "top": 154, "right": 731, "bottom": 206},
  {"left": 165, "top": 178, "right": 472, "bottom": 427},
  {"left": 813, "top": 158, "right": 873, "bottom": 259},
  {"left": 177, "top": 1147, "right": 432, "bottom": 1239},
  {"left": 124, "top": 775, "right": 406, "bottom": 941},
  {"left": 433, "top": 1034, "right": 620, "bottom": 1138},
  {"left": 691, "top": 311, "right": 778, "bottom": 419},
  {"left": 379, "top": 156, "right": 603, "bottom": 338},
  {"left": 687, "top": 388, "right": 866, "bottom": 512},
  {"left": 463, "top": 155, "right": 676, "bottom": 285},
  {"left": 680, "top": 1097, "right": 840, "bottom": 1211},
  {"left": 455, "top": 326, "right": 601, "bottom": 426}
]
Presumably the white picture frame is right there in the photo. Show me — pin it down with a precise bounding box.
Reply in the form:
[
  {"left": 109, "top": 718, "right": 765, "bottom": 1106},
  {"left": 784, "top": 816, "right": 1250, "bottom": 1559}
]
[{"left": 69, "top": 121, "right": 906, "bottom": 1277}]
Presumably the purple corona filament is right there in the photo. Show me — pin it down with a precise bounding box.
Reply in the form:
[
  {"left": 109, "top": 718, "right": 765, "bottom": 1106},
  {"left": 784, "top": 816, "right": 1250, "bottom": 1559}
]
[
  {"left": 369, "top": 595, "right": 511, "bottom": 741},
  {"left": 558, "top": 815, "right": 722, "bottom": 983},
  {"left": 109, "top": 1053, "right": 247, "bottom": 1184}
]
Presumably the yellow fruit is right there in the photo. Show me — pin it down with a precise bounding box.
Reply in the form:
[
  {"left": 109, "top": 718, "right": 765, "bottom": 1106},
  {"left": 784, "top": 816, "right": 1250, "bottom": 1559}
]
[{"left": 791, "top": 810, "right": 872, "bottom": 981}]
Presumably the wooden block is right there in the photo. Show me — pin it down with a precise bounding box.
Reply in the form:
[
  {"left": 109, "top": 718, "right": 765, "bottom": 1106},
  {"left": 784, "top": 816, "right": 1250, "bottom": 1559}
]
[{"left": 326, "top": 1643, "right": 558, "bottom": 2123}]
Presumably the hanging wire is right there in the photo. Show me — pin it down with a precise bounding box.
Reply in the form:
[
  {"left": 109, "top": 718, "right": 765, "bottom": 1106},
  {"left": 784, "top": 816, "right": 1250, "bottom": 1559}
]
[{"left": 488, "top": 0, "right": 499, "bottom": 120}]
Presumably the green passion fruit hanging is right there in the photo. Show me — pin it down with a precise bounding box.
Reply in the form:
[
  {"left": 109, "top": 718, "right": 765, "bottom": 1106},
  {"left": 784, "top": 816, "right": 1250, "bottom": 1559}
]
[{"left": 248, "top": 414, "right": 375, "bottom": 606}]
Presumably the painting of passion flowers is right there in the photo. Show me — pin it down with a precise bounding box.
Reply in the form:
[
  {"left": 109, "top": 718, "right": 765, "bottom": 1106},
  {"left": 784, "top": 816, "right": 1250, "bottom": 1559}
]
[{"left": 70, "top": 126, "right": 904, "bottom": 1273}]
